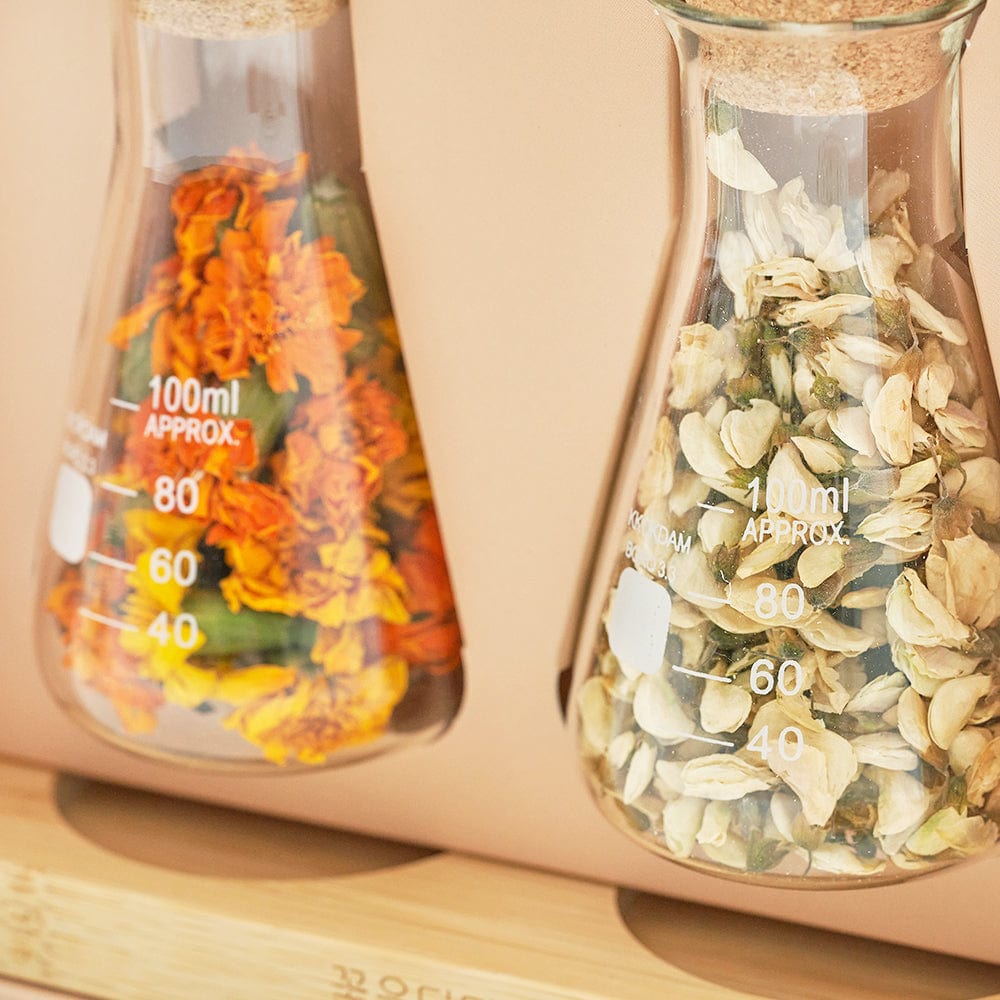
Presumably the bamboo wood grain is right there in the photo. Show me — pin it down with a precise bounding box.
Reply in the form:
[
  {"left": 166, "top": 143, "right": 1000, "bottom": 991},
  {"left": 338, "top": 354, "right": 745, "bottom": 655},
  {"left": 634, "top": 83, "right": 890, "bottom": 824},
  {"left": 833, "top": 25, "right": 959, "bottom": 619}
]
[{"left": 0, "top": 756, "right": 997, "bottom": 1000}]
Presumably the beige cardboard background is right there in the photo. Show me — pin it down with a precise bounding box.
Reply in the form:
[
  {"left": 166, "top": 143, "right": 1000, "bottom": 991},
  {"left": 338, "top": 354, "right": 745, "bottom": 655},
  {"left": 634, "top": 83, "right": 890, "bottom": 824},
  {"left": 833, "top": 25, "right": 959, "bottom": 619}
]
[{"left": 2, "top": 0, "right": 1000, "bottom": 963}]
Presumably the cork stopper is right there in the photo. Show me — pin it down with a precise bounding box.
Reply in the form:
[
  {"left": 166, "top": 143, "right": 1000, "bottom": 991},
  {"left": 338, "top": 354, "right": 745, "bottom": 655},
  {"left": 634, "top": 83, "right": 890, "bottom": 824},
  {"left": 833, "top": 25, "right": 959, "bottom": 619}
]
[
  {"left": 665, "top": 0, "right": 979, "bottom": 115},
  {"left": 685, "top": 0, "right": 946, "bottom": 20},
  {"left": 133, "top": 0, "right": 343, "bottom": 39}
]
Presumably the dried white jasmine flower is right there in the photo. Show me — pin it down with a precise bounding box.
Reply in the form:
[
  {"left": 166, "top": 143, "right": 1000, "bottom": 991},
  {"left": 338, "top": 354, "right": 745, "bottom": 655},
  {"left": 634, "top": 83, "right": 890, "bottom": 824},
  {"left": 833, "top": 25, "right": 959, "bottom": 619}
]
[
  {"left": 668, "top": 322, "right": 737, "bottom": 410},
  {"left": 623, "top": 739, "right": 658, "bottom": 805},
  {"left": 846, "top": 672, "right": 908, "bottom": 714},
  {"left": 905, "top": 807, "right": 998, "bottom": 857},
  {"left": 857, "top": 495, "right": 932, "bottom": 552},
  {"left": 869, "top": 373, "right": 914, "bottom": 466},
  {"left": 633, "top": 674, "right": 693, "bottom": 744},
  {"left": 775, "top": 294, "right": 872, "bottom": 330},
  {"left": 927, "top": 674, "right": 992, "bottom": 750},
  {"left": 700, "top": 674, "right": 753, "bottom": 734},
  {"left": 662, "top": 797, "right": 707, "bottom": 858},
  {"left": 607, "top": 731, "right": 637, "bottom": 771},
  {"left": 868, "top": 168, "right": 910, "bottom": 222},
  {"left": 579, "top": 676, "right": 613, "bottom": 755},
  {"left": 944, "top": 457, "right": 1000, "bottom": 522},
  {"left": 719, "top": 231, "right": 756, "bottom": 319},
  {"left": 828, "top": 406, "right": 879, "bottom": 456},
  {"left": 790, "top": 435, "right": 845, "bottom": 474},
  {"left": 681, "top": 754, "right": 777, "bottom": 800},
  {"left": 797, "top": 544, "right": 845, "bottom": 588},
  {"left": 857, "top": 235, "right": 913, "bottom": 296},
  {"left": 948, "top": 728, "right": 992, "bottom": 776},
  {"left": 933, "top": 400, "right": 989, "bottom": 450},
  {"left": 851, "top": 733, "right": 920, "bottom": 772},
  {"left": 637, "top": 417, "right": 677, "bottom": 508},
  {"left": 886, "top": 569, "right": 972, "bottom": 648},
  {"left": 720, "top": 399, "right": 782, "bottom": 469},
  {"left": 903, "top": 287, "right": 969, "bottom": 346},
  {"left": 679, "top": 411, "right": 737, "bottom": 481},
  {"left": 706, "top": 129, "right": 777, "bottom": 194},
  {"left": 925, "top": 533, "right": 1000, "bottom": 630}
]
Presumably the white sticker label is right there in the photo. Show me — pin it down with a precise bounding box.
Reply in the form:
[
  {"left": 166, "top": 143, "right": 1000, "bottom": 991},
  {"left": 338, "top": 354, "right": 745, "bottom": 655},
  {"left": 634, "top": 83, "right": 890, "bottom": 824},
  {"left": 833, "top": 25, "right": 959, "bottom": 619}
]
[
  {"left": 607, "top": 567, "right": 672, "bottom": 679},
  {"left": 48, "top": 463, "right": 93, "bottom": 565}
]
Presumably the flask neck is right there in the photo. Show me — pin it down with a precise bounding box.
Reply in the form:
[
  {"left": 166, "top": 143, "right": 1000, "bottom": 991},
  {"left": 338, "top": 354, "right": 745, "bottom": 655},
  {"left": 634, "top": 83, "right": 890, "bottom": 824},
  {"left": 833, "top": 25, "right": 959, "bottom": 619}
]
[
  {"left": 667, "top": 11, "right": 979, "bottom": 257},
  {"left": 116, "top": 2, "right": 359, "bottom": 181}
]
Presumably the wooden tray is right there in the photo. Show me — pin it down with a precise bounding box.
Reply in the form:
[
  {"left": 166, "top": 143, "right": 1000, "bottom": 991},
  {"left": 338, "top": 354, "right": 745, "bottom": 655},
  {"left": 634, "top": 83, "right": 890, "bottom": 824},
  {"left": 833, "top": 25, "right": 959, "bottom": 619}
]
[{"left": 1, "top": 756, "right": 998, "bottom": 1000}]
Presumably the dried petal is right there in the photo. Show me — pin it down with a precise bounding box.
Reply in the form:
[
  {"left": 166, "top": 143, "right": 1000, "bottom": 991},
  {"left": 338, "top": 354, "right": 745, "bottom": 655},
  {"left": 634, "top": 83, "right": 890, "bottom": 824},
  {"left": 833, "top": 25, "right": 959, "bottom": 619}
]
[
  {"left": 892, "top": 458, "right": 939, "bottom": 499},
  {"left": 903, "top": 287, "right": 968, "bottom": 346},
  {"left": 885, "top": 569, "right": 972, "bottom": 647},
  {"left": 743, "top": 190, "right": 789, "bottom": 260},
  {"left": 607, "top": 731, "right": 636, "bottom": 770},
  {"left": 749, "top": 701, "right": 856, "bottom": 826},
  {"left": 667, "top": 545, "right": 727, "bottom": 612},
  {"left": 810, "top": 844, "right": 885, "bottom": 875},
  {"left": 579, "top": 676, "right": 612, "bottom": 755},
  {"left": 934, "top": 401, "right": 988, "bottom": 450},
  {"left": 637, "top": 417, "right": 676, "bottom": 507},
  {"left": 868, "top": 168, "right": 910, "bottom": 222},
  {"left": 905, "top": 807, "right": 997, "bottom": 857},
  {"left": 698, "top": 504, "right": 749, "bottom": 552},
  {"left": 846, "top": 672, "right": 908, "bottom": 714},
  {"left": 789, "top": 436, "right": 844, "bottom": 475},
  {"left": 706, "top": 129, "right": 777, "bottom": 195},
  {"left": 719, "top": 231, "right": 756, "bottom": 319},
  {"left": 769, "top": 349, "right": 794, "bottom": 409},
  {"left": 696, "top": 800, "right": 734, "bottom": 847},
  {"left": 851, "top": 733, "right": 920, "bottom": 771},
  {"left": 797, "top": 544, "right": 845, "bottom": 588},
  {"left": 948, "top": 728, "right": 992, "bottom": 777},
  {"left": 927, "top": 674, "right": 992, "bottom": 750},
  {"left": 857, "top": 235, "right": 913, "bottom": 296},
  {"left": 778, "top": 177, "right": 854, "bottom": 271},
  {"left": 682, "top": 754, "right": 776, "bottom": 800},
  {"left": 832, "top": 332, "right": 903, "bottom": 369},
  {"left": 736, "top": 515, "right": 802, "bottom": 578},
  {"left": 700, "top": 675, "right": 753, "bottom": 734},
  {"left": 679, "top": 412, "right": 736, "bottom": 481},
  {"left": 966, "top": 737, "right": 1000, "bottom": 807},
  {"left": 720, "top": 399, "right": 781, "bottom": 469},
  {"left": 897, "top": 687, "right": 934, "bottom": 754},
  {"left": 633, "top": 674, "right": 693, "bottom": 744},
  {"left": 869, "top": 373, "right": 914, "bottom": 466},
  {"left": 915, "top": 362, "right": 955, "bottom": 415},
  {"left": 873, "top": 769, "right": 937, "bottom": 854},
  {"left": 829, "top": 406, "right": 878, "bottom": 457},
  {"left": 925, "top": 533, "right": 1000, "bottom": 629},
  {"left": 944, "top": 458, "right": 1000, "bottom": 522},
  {"left": 857, "top": 495, "right": 932, "bottom": 553},
  {"left": 662, "top": 797, "right": 708, "bottom": 858},
  {"left": 765, "top": 444, "right": 844, "bottom": 525},
  {"left": 669, "top": 322, "right": 736, "bottom": 409},
  {"left": 797, "top": 612, "right": 874, "bottom": 656},
  {"left": 623, "top": 739, "right": 657, "bottom": 804},
  {"left": 776, "top": 294, "right": 873, "bottom": 330},
  {"left": 840, "top": 587, "right": 889, "bottom": 610}
]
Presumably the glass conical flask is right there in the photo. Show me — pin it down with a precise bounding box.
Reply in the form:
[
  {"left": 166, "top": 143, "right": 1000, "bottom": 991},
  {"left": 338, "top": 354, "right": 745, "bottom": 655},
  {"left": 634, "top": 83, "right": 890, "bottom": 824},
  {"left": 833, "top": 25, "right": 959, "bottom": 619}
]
[
  {"left": 36, "top": 0, "right": 463, "bottom": 768},
  {"left": 571, "top": 0, "right": 1000, "bottom": 885}
]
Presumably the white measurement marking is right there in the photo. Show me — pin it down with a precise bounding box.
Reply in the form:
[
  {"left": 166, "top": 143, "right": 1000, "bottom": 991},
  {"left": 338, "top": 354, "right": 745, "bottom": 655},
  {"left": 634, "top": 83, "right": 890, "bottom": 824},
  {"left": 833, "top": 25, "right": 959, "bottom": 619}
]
[
  {"left": 670, "top": 732, "right": 736, "bottom": 749},
  {"left": 685, "top": 591, "right": 728, "bottom": 606},
  {"left": 99, "top": 481, "right": 138, "bottom": 498},
  {"left": 88, "top": 552, "right": 136, "bottom": 572},
  {"left": 672, "top": 664, "right": 733, "bottom": 684},
  {"left": 78, "top": 607, "right": 138, "bottom": 632},
  {"left": 110, "top": 398, "right": 140, "bottom": 412},
  {"left": 697, "top": 502, "right": 735, "bottom": 514}
]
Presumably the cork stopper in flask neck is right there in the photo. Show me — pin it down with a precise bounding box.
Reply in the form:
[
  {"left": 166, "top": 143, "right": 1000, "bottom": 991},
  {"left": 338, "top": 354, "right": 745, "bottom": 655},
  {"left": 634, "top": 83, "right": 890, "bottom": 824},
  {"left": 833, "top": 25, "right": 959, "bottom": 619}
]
[
  {"left": 133, "top": 0, "right": 343, "bottom": 38},
  {"left": 663, "top": 0, "right": 985, "bottom": 115}
]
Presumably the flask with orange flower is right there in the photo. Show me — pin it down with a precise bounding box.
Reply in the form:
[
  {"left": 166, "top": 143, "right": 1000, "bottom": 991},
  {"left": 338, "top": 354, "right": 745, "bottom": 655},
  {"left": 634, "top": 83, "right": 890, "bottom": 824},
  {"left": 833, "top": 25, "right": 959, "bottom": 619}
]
[{"left": 36, "top": 0, "right": 464, "bottom": 767}]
